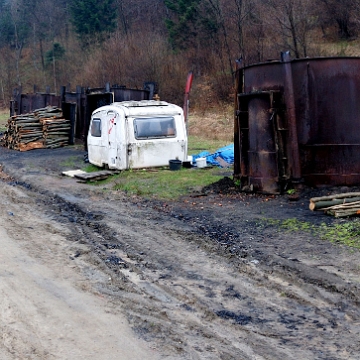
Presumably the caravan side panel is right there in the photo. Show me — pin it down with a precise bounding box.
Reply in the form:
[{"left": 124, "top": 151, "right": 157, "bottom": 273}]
[{"left": 126, "top": 114, "right": 187, "bottom": 169}]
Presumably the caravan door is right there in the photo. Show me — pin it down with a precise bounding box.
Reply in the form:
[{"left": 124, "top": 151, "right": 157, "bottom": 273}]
[{"left": 107, "top": 110, "right": 118, "bottom": 169}]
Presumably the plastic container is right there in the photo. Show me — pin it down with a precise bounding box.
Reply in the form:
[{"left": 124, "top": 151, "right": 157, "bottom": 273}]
[
  {"left": 196, "top": 157, "right": 207, "bottom": 168},
  {"left": 169, "top": 159, "right": 182, "bottom": 171}
]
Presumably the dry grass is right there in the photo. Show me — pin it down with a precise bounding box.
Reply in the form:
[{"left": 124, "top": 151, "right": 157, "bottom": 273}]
[
  {"left": 187, "top": 103, "right": 233, "bottom": 143},
  {"left": 312, "top": 36, "right": 360, "bottom": 57},
  {"left": 0, "top": 108, "right": 9, "bottom": 131}
]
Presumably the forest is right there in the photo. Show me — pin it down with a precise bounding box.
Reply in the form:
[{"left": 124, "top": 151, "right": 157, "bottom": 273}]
[{"left": 0, "top": 0, "right": 359, "bottom": 108}]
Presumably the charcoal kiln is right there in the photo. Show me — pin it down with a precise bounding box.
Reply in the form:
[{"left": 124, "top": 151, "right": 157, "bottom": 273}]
[{"left": 234, "top": 52, "right": 360, "bottom": 193}]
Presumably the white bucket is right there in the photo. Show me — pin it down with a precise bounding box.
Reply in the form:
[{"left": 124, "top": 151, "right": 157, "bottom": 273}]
[{"left": 196, "top": 157, "right": 207, "bottom": 168}]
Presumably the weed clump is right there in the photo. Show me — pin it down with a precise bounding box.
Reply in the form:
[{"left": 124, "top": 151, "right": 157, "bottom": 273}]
[{"left": 265, "top": 218, "right": 360, "bottom": 249}]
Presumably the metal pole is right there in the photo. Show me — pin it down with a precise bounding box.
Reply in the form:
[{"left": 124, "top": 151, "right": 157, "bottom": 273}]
[
  {"left": 234, "top": 58, "right": 243, "bottom": 181},
  {"left": 281, "top": 51, "right": 302, "bottom": 182}
]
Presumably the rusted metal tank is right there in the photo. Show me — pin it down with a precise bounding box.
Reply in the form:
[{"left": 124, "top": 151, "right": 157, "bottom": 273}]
[{"left": 234, "top": 53, "right": 360, "bottom": 193}]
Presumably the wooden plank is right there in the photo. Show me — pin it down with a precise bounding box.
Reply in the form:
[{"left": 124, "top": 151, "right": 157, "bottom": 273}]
[
  {"left": 74, "top": 170, "right": 119, "bottom": 181},
  {"left": 62, "top": 169, "right": 87, "bottom": 178},
  {"left": 215, "top": 156, "right": 231, "bottom": 168}
]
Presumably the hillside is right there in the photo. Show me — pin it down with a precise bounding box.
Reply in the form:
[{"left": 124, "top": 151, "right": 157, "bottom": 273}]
[{"left": 0, "top": 0, "right": 359, "bottom": 111}]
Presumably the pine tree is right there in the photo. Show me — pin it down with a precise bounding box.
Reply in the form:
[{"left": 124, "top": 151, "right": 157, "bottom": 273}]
[
  {"left": 69, "top": 0, "right": 117, "bottom": 47},
  {"left": 164, "top": 0, "right": 219, "bottom": 51},
  {"left": 164, "top": 0, "right": 201, "bottom": 50}
]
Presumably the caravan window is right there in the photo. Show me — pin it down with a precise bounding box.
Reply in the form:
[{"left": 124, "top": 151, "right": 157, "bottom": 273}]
[
  {"left": 134, "top": 117, "right": 176, "bottom": 139},
  {"left": 91, "top": 118, "right": 101, "bottom": 137}
]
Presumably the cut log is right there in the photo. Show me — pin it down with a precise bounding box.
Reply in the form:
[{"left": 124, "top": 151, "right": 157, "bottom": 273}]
[
  {"left": 309, "top": 196, "right": 360, "bottom": 211},
  {"left": 321, "top": 200, "right": 360, "bottom": 210},
  {"left": 310, "top": 192, "right": 360, "bottom": 203},
  {"left": 325, "top": 208, "right": 360, "bottom": 218},
  {"left": 18, "top": 141, "right": 44, "bottom": 152}
]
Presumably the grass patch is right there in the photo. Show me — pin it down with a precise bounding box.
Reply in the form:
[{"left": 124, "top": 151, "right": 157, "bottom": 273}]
[
  {"left": 83, "top": 164, "right": 101, "bottom": 172},
  {"left": 112, "top": 167, "right": 224, "bottom": 199},
  {"left": 318, "top": 221, "right": 360, "bottom": 248},
  {"left": 265, "top": 217, "right": 360, "bottom": 249},
  {"left": 88, "top": 166, "right": 224, "bottom": 199},
  {"left": 0, "top": 108, "right": 9, "bottom": 132}
]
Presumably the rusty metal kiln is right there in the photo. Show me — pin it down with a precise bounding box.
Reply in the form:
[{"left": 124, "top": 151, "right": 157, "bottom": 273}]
[{"left": 234, "top": 52, "right": 360, "bottom": 194}]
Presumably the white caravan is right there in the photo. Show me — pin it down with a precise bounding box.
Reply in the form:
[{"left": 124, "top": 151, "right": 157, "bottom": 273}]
[{"left": 87, "top": 100, "right": 188, "bottom": 170}]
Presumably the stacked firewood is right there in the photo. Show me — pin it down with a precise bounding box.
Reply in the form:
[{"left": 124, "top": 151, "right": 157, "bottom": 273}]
[
  {"left": 309, "top": 192, "right": 360, "bottom": 218},
  {"left": 1, "top": 106, "right": 71, "bottom": 151},
  {"left": 3, "top": 114, "right": 44, "bottom": 151},
  {"left": 37, "top": 107, "right": 71, "bottom": 149}
]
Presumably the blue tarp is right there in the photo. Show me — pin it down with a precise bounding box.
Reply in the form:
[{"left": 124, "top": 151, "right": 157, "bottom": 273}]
[{"left": 191, "top": 143, "right": 234, "bottom": 167}]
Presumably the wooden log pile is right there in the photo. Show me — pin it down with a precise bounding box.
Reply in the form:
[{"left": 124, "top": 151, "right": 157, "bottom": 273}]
[
  {"left": 309, "top": 192, "right": 360, "bottom": 218},
  {"left": 1, "top": 106, "right": 71, "bottom": 151}
]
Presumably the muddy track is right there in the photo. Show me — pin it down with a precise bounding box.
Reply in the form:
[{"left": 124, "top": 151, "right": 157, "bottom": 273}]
[
  {"left": 11, "top": 182, "right": 357, "bottom": 359},
  {"left": 1, "top": 147, "right": 360, "bottom": 359}
]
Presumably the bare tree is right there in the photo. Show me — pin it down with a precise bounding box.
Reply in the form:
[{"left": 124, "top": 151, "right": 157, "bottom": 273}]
[
  {"left": 219, "top": 0, "right": 256, "bottom": 60},
  {"left": 118, "top": 0, "right": 168, "bottom": 34},
  {"left": 9, "top": 0, "right": 30, "bottom": 86},
  {"left": 352, "top": 0, "right": 360, "bottom": 36},
  {"left": 319, "top": 0, "right": 357, "bottom": 39},
  {"left": 260, "top": 0, "right": 318, "bottom": 58}
]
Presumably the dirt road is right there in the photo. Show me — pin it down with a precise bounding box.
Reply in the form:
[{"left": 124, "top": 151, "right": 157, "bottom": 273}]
[
  {"left": 1, "top": 146, "right": 360, "bottom": 359},
  {"left": 0, "top": 181, "right": 158, "bottom": 359}
]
